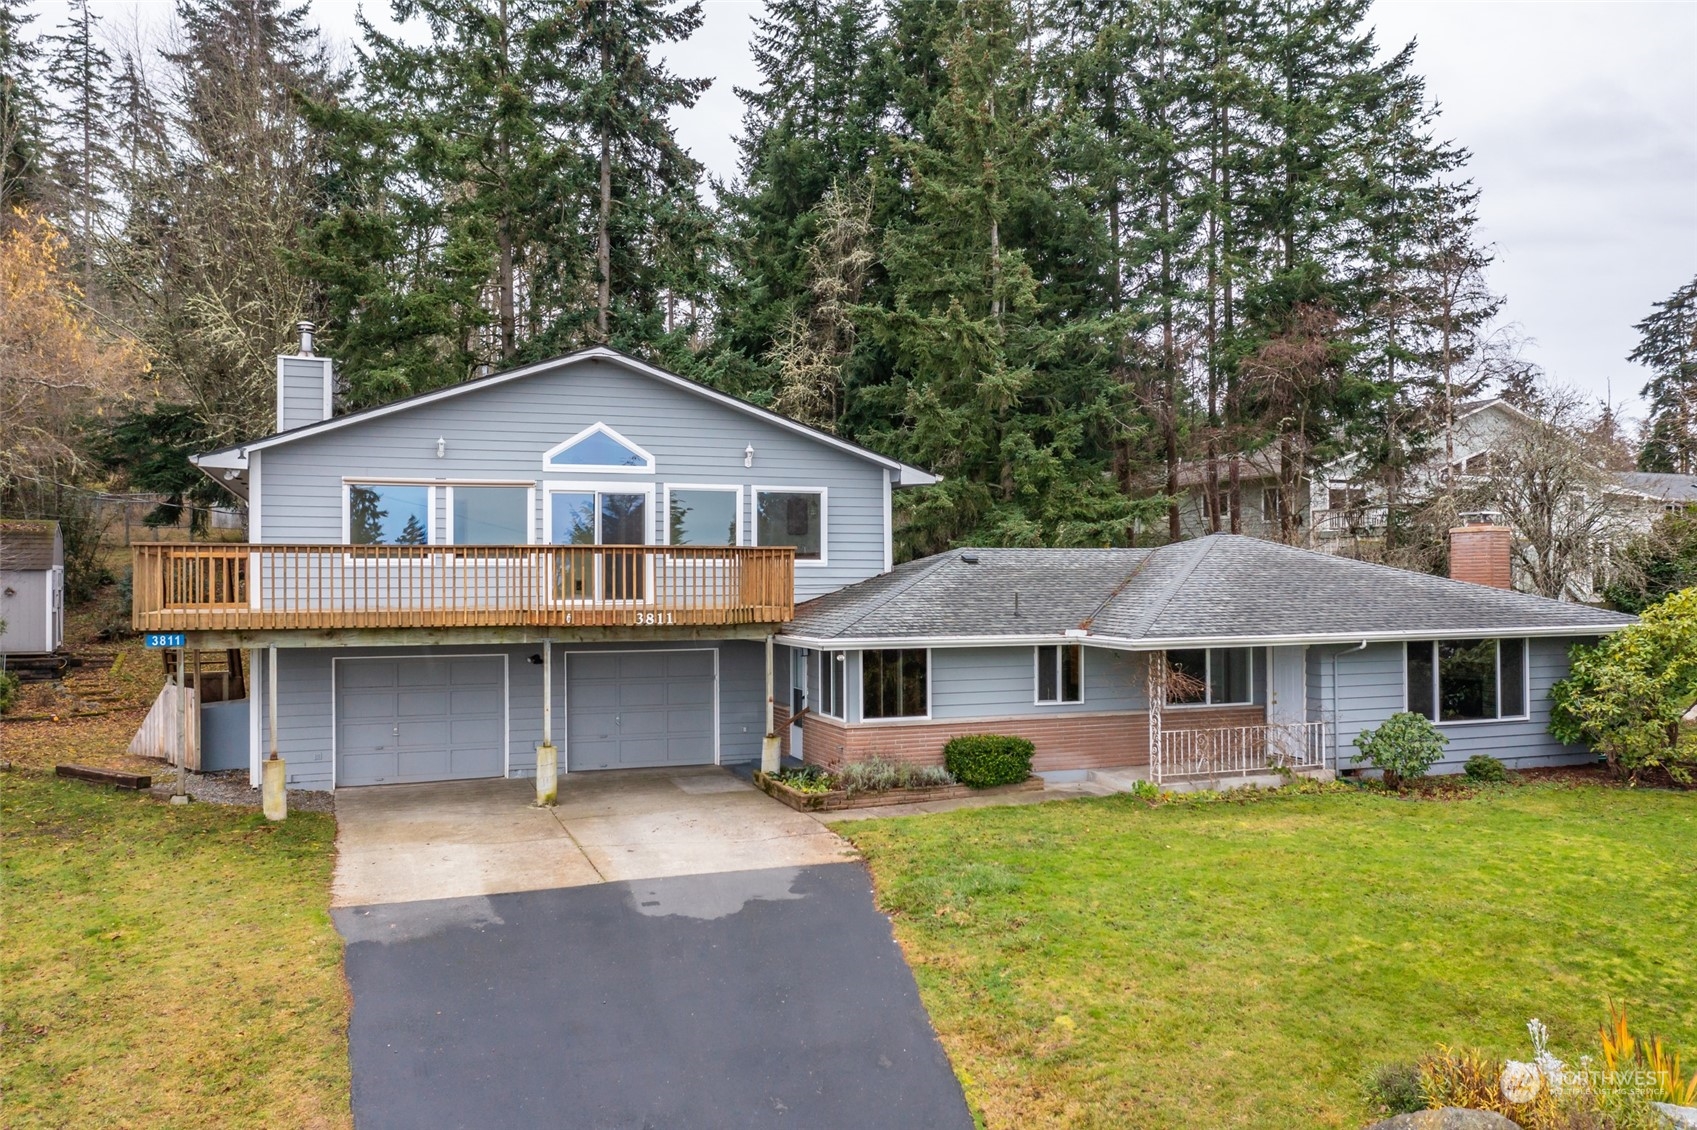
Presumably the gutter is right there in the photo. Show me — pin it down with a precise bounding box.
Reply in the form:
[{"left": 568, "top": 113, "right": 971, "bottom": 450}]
[{"left": 775, "top": 622, "right": 1629, "bottom": 652}]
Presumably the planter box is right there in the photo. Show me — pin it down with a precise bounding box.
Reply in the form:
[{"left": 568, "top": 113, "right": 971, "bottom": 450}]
[{"left": 753, "top": 770, "right": 1043, "bottom": 813}]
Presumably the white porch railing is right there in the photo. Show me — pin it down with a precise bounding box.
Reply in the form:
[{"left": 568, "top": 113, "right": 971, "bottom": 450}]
[{"left": 1155, "top": 721, "right": 1328, "bottom": 781}]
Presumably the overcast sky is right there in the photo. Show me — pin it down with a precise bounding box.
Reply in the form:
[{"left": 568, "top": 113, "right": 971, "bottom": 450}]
[{"left": 33, "top": 0, "right": 1697, "bottom": 414}]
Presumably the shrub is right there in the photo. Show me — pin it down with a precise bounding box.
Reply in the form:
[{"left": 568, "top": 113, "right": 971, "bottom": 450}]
[
  {"left": 773, "top": 764, "right": 833, "bottom": 795},
  {"left": 943, "top": 734, "right": 1035, "bottom": 789},
  {"left": 1368, "top": 1060, "right": 1425, "bottom": 1116},
  {"left": 0, "top": 670, "right": 19, "bottom": 715},
  {"left": 1551, "top": 586, "right": 1697, "bottom": 785},
  {"left": 1353, "top": 711, "right": 1448, "bottom": 789},
  {"left": 1128, "top": 779, "right": 1161, "bottom": 803},
  {"left": 1464, "top": 753, "right": 1509, "bottom": 783},
  {"left": 838, "top": 757, "right": 955, "bottom": 796}
]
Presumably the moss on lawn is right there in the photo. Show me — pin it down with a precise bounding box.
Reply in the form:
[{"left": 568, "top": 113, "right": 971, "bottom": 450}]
[
  {"left": 1, "top": 768, "right": 349, "bottom": 1129},
  {"left": 844, "top": 783, "right": 1697, "bottom": 1129}
]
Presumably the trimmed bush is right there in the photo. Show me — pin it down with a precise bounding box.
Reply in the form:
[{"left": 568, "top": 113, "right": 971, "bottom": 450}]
[
  {"left": 943, "top": 734, "right": 1035, "bottom": 789},
  {"left": 1352, "top": 711, "right": 1448, "bottom": 789},
  {"left": 1463, "top": 753, "right": 1508, "bottom": 783}
]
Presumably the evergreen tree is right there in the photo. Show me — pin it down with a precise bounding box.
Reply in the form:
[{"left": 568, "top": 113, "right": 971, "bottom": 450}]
[
  {"left": 0, "top": 0, "right": 44, "bottom": 214},
  {"left": 1633, "top": 275, "right": 1697, "bottom": 473},
  {"left": 42, "top": 0, "right": 116, "bottom": 289}
]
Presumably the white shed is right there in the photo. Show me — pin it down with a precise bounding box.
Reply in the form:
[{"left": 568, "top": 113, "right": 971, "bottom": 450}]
[{"left": 0, "top": 520, "right": 65, "bottom": 656}]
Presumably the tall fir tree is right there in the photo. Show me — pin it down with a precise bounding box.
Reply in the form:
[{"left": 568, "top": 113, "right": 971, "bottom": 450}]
[
  {"left": 0, "top": 0, "right": 43, "bottom": 215},
  {"left": 42, "top": 0, "right": 115, "bottom": 291},
  {"left": 1633, "top": 275, "right": 1697, "bottom": 473}
]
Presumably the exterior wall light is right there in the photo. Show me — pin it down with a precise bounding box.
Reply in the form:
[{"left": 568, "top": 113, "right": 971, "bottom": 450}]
[
  {"left": 744, "top": 444, "right": 755, "bottom": 468},
  {"left": 436, "top": 437, "right": 447, "bottom": 458}
]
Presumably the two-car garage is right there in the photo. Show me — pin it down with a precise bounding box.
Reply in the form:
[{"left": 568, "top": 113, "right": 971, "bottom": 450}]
[{"left": 331, "top": 649, "right": 720, "bottom": 787}]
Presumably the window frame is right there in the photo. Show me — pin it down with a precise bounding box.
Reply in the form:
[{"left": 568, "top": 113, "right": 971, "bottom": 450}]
[
  {"left": 859, "top": 647, "right": 930, "bottom": 722},
  {"left": 752, "top": 486, "right": 828, "bottom": 566},
  {"left": 819, "top": 649, "right": 848, "bottom": 720},
  {"left": 540, "top": 421, "right": 655, "bottom": 474},
  {"left": 1165, "top": 646, "right": 1257, "bottom": 708},
  {"left": 662, "top": 483, "right": 744, "bottom": 547},
  {"left": 1404, "top": 638, "right": 1531, "bottom": 725},
  {"left": 342, "top": 479, "right": 438, "bottom": 546},
  {"left": 443, "top": 483, "right": 537, "bottom": 546},
  {"left": 1034, "top": 643, "right": 1084, "bottom": 705}
]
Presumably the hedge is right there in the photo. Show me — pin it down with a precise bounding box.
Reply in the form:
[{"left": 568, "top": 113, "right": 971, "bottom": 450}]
[{"left": 943, "top": 734, "right": 1036, "bottom": 789}]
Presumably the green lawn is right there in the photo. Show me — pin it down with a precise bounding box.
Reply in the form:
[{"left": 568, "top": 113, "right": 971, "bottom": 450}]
[
  {"left": 1, "top": 769, "right": 350, "bottom": 1129},
  {"left": 843, "top": 783, "right": 1697, "bottom": 1129}
]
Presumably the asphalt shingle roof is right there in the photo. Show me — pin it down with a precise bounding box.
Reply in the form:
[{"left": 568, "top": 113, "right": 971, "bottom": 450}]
[
  {"left": 783, "top": 535, "right": 1634, "bottom": 647},
  {"left": 1613, "top": 471, "right": 1697, "bottom": 502}
]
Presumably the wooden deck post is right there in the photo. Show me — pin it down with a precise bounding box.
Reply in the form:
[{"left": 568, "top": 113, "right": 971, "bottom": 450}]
[
  {"left": 262, "top": 644, "right": 286, "bottom": 820},
  {"left": 536, "top": 640, "right": 557, "bottom": 806},
  {"left": 761, "top": 635, "right": 779, "bottom": 773}
]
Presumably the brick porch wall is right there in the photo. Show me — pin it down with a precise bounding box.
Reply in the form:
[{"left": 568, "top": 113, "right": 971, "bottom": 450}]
[{"left": 793, "top": 704, "right": 1265, "bottom": 774}]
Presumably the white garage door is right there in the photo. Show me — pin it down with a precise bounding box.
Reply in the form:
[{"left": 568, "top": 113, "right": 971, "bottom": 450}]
[
  {"left": 336, "top": 656, "right": 506, "bottom": 787},
  {"left": 567, "top": 650, "right": 716, "bottom": 771}
]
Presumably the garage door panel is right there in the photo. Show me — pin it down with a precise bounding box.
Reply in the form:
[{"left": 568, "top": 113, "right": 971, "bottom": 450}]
[
  {"left": 566, "top": 650, "right": 715, "bottom": 771},
  {"left": 337, "top": 656, "right": 505, "bottom": 787}
]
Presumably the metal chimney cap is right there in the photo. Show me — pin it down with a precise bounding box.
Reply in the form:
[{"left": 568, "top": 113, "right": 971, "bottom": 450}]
[{"left": 296, "top": 321, "right": 316, "bottom": 356}]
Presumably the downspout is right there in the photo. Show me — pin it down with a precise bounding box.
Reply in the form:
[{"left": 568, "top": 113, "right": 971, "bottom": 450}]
[{"left": 1331, "top": 640, "right": 1368, "bottom": 772}]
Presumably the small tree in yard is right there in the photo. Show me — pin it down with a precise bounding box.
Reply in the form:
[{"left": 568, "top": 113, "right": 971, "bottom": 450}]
[
  {"left": 1550, "top": 586, "right": 1697, "bottom": 785},
  {"left": 1353, "top": 712, "right": 1448, "bottom": 789}
]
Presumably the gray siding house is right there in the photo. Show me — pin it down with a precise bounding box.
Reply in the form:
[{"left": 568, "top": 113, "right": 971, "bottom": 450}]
[{"left": 144, "top": 338, "right": 1631, "bottom": 795}]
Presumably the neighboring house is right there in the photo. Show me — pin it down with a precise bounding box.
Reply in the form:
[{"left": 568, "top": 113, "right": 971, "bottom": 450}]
[
  {"left": 1166, "top": 451, "right": 1307, "bottom": 541},
  {"left": 1, "top": 519, "right": 65, "bottom": 657},
  {"left": 143, "top": 337, "right": 1631, "bottom": 792}
]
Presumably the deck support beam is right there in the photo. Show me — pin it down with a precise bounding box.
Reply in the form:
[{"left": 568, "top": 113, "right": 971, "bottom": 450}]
[{"left": 262, "top": 644, "right": 286, "bottom": 820}]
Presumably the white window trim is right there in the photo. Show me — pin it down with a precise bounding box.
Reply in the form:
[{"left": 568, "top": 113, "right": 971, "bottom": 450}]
[
  {"left": 819, "top": 649, "right": 848, "bottom": 720},
  {"left": 1034, "top": 643, "right": 1084, "bottom": 705},
  {"left": 443, "top": 483, "right": 538, "bottom": 546},
  {"left": 752, "top": 485, "right": 829, "bottom": 567},
  {"left": 541, "top": 421, "right": 655, "bottom": 474},
  {"left": 1165, "top": 646, "right": 1257, "bottom": 709},
  {"left": 662, "top": 483, "right": 744, "bottom": 547},
  {"left": 1404, "top": 638, "right": 1532, "bottom": 726},
  {"left": 857, "top": 646, "right": 932, "bottom": 723},
  {"left": 342, "top": 479, "right": 438, "bottom": 546},
  {"left": 540, "top": 481, "right": 658, "bottom": 545}
]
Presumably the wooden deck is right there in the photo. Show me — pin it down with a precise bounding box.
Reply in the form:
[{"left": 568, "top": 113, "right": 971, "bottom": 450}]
[{"left": 132, "top": 544, "right": 796, "bottom": 632}]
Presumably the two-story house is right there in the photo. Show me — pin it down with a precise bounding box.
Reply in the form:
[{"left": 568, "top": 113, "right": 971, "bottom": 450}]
[{"left": 138, "top": 336, "right": 1633, "bottom": 802}]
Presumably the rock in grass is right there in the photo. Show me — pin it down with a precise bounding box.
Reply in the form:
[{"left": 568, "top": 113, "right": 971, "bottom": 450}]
[
  {"left": 1365, "top": 1110, "right": 1521, "bottom": 1130},
  {"left": 1652, "top": 1103, "right": 1697, "bottom": 1130}
]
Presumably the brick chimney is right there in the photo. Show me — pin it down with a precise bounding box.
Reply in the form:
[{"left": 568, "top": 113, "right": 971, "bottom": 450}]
[{"left": 1448, "top": 524, "right": 1513, "bottom": 589}]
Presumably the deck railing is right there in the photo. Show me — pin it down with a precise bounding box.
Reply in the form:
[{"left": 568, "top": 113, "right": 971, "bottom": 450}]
[
  {"left": 1156, "top": 720, "right": 1328, "bottom": 781},
  {"left": 132, "top": 544, "right": 796, "bottom": 632}
]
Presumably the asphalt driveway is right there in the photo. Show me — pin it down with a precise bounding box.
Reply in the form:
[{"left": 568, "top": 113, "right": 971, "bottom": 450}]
[{"left": 333, "top": 862, "right": 973, "bottom": 1130}]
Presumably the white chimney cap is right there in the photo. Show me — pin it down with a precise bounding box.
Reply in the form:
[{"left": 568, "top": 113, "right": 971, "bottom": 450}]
[{"left": 297, "top": 321, "right": 316, "bottom": 356}]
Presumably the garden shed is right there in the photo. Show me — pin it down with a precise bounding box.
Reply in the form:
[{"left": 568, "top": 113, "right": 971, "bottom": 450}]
[{"left": 0, "top": 520, "right": 65, "bottom": 657}]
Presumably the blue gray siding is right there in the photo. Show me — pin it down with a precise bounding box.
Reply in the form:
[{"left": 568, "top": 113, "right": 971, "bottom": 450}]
[
  {"left": 927, "top": 645, "right": 1146, "bottom": 720},
  {"left": 257, "top": 638, "right": 770, "bottom": 790},
  {"left": 255, "top": 357, "right": 891, "bottom": 600},
  {"left": 1304, "top": 636, "right": 1600, "bottom": 773},
  {"left": 277, "top": 356, "right": 331, "bottom": 432}
]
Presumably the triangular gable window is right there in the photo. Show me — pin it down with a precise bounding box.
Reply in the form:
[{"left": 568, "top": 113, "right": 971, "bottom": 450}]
[{"left": 543, "top": 423, "right": 654, "bottom": 473}]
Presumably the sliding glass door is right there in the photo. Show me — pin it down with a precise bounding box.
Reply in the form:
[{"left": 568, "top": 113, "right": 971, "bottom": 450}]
[{"left": 547, "top": 489, "right": 650, "bottom": 601}]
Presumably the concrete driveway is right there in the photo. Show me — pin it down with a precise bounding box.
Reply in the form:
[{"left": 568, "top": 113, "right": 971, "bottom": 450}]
[
  {"left": 331, "top": 766, "right": 857, "bottom": 907},
  {"left": 333, "top": 863, "right": 974, "bottom": 1130}
]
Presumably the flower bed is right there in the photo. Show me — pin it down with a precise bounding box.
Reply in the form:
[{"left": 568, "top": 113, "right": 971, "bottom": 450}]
[{"left": 753, "top": 768, "right": 1043, "bottom": 812}]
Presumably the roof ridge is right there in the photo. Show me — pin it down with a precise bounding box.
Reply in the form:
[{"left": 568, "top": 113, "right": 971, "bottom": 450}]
[{"left": 1108, "top": 537, "right": 1218, "bottom": 641}]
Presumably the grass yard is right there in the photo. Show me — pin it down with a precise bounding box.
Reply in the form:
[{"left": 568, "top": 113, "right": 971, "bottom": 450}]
[
  {"left": 843, "top": 783, "right": 1697, "bottom": 1129},
  {"left": 1, "top": 768, "right": 350, "bottom": 1128}
]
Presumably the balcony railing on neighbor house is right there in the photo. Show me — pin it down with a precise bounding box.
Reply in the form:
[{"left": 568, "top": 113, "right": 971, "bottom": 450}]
[
  {"left": 1155, "top": 721, "right": 1328, "bottom": 781},
  {"left": 132, "top": 544, "right": 796, "bottom": 632}
]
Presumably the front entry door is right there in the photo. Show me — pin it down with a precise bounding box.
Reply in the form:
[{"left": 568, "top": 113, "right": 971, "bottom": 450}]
[{"left": 548, "top": 490, "right": 649, "bottom": 600}]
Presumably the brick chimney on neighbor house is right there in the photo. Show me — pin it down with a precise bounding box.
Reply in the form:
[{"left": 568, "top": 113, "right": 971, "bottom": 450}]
[{"left": 1448, "top": 524, "right": 1513, "bottom": 589}]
